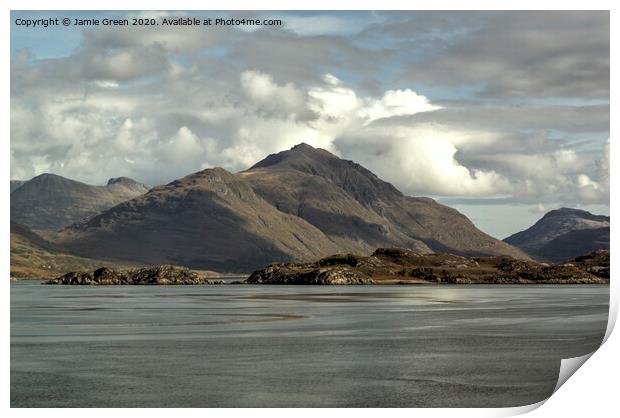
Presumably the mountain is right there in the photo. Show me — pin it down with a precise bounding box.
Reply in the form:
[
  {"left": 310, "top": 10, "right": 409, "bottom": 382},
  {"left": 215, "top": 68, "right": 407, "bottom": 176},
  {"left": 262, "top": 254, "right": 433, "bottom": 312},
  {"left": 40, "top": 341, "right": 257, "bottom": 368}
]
[
  {"left": 55, "top": 143, "right": 528, "bottom": 271},
  {"left": 10, "top": 221, "right": 126, "bottom": 279},
  {"left": 56, "top": 168, "right": 343, "bottom": 272},
  {"left": 241, "top": 143, "right": 526, "bottom": 258},
  {"left": 504, "top": 208, "right": 610, "bottom": 262},
  {"left": 10, "top": 180, "right": 25, "bottom": 193},
  {"left": 10, "top": 174, "right": 149, "bottom": 231},
  {"left": 535, "top": 227, "right": 610, "bottom": 262}
]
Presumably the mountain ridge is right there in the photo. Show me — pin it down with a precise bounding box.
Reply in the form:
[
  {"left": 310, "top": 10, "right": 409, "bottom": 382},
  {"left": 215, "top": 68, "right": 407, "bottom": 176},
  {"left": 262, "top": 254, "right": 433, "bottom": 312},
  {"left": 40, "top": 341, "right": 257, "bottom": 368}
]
[
  {"left": 10, "top": 173, "right": 149, "bottom": 231},
  {"left": 56, "top": 166, "right": 343, "bottom": 272},
  {"left": 53, "top": 143, "right": 528, "bottom": 271}
]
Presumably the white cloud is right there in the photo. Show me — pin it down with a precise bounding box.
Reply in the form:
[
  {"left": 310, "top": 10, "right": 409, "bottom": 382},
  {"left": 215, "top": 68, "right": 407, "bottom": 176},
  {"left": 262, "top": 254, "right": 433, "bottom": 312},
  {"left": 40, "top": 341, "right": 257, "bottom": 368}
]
[
  {"left": 323, "top": 73, "right": 341, "bottom": 85},
  {"left": 334, "top": 124, "right": 511, "bottom": 196},
  {"left": 92, "top": 80, "right": 119, "bottom": 89},
  {"left": 240, "top": 70, "right": 307, "bottom": 118},
  {"left": 11, "top": 42, "right": 609, "bottom": 206},
  {"left": 529, "top": 203, "right": 549, "bottom": 214},
  {"left": 307, "top": 74, "right": 441, "bottom": 140},
  {"left": 358, "top": 89, "right": 442, "bottom": 124},
  {"left": 156, "top": 126, "right": 205, "bottom": 165}
]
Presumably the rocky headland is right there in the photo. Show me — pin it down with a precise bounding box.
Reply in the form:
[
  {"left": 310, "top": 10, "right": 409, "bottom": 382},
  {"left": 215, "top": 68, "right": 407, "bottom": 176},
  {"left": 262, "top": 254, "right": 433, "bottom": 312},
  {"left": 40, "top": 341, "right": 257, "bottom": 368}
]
[
  {"left": 245, "top": 248, "right": 610, "bottom": 285},
  {"left": 45, "top": 265, "right": 225, "bottom": 285}
]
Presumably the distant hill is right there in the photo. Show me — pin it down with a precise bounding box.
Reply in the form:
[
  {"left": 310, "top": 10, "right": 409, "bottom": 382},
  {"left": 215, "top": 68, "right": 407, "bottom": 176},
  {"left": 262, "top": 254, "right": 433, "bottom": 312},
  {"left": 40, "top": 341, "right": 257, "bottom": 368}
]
[
  {"left": 504, "top": 208, "right": 610, "bottom": 262},
  {"left": 54, "top": 143, "right": 527, "bottom": 272},
  {"left": 10, "top": 174, "right": 149, "bottom": 231},
  {"left": 536, "top": 227, "right": 610, "bottom": 262}
]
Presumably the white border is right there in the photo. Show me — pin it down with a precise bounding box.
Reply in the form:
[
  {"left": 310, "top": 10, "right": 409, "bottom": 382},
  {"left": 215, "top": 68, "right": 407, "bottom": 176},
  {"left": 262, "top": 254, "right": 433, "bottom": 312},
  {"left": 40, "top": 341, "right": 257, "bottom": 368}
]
[{"left": 3, "top": 1, "right": 616, "bottom": 417}]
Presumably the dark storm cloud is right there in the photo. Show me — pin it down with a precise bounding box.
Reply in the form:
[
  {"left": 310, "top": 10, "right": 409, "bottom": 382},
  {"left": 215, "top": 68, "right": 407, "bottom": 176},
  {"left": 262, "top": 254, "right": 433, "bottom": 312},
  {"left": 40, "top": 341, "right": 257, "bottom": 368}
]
[{"left": 389, "top": 11, "right": 609, "bottom": 99}]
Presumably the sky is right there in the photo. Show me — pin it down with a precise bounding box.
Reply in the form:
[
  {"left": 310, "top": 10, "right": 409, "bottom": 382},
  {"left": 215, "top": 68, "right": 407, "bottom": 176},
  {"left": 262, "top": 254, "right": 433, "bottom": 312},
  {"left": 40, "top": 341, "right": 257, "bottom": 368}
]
[{"left": 10, "top": 10, "right": 610, "bottom": 239}]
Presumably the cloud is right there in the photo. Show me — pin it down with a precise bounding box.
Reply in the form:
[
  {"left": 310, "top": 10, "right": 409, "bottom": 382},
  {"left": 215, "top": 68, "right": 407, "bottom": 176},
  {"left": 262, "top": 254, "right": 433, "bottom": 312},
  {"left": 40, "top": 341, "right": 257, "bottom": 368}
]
[
  {"left": 574, "top": 140, "right": 610, "bottom": 203},
  {"left": 358, "top": 89, "right": 442, "bottom": 124},
  {"left": 334, "top": 124, "right": 511, "bottom": 196},
  {"left": 282, "top": 13, "right": 376, "bottom": 36},
  {"left": 10, "top": 11, "right": 609, "bottom": 211},
  {"left": 395, "top": 11, "right": 609, "bottom": 98},
  {"left": 240, "top": 70, "right": 308, "bottom": 118},
  {"left": 406, "top": 103, "right": 610, "bottom": 135},
  {"left": 529, "top": 203, "right": 550, "bottom": 214}
]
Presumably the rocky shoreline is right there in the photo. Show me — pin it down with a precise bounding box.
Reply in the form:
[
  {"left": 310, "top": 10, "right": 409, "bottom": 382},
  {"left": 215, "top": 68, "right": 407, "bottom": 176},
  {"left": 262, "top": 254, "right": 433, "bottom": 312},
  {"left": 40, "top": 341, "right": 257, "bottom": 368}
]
[
  {"left": 45, "top": 265, "right": 225, "bottom": 285},
  {"left": 244, "top": 248, "right": 610, "bottom": 285},
  {"left": 44, "top": 248, "right": 609, "bottom": 286}
]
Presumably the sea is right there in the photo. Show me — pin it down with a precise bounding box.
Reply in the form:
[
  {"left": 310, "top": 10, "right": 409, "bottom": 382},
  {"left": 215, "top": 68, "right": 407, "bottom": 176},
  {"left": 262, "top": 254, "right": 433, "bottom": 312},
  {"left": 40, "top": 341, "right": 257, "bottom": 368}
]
[{"left": 10, "top": 282, "right": 609, "bottom": 407}]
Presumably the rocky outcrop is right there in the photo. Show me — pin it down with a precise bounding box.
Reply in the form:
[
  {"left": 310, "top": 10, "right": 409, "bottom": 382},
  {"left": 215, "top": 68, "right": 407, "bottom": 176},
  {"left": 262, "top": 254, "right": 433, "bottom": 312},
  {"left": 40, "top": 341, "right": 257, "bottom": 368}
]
[
  {"left": 246, "top": 263, "right": 373, "bottom": 285},
  {"left": 45, "top": 265, "right": 225, "bottom": 285},
  {"left": 572, "top": 249, "right": 610, "bottom": 279},
  {"left": 43, "top": 249, "right": 610, "bottom": 286},
  {"left": 244, "top": 248, "right": 610, "bottom": 285}
]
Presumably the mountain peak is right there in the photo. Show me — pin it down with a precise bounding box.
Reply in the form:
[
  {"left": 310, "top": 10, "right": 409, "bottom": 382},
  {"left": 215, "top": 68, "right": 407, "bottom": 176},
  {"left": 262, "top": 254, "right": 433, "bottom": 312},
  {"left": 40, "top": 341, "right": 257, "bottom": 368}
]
[
  {"left": 543, "top": 207, "right": 609, "bottom": 222},
  {"left": 249, "top": 143, "right": 336, "bottom": 170},
  {"left": 177, "top": 167, "right": 236, "bottom": 183},
  {"left": 107, "top": 177, "right": 140, "bottom": 186},
  {"left": 32, "top": 173, "right": 66, "bottom": 181},
  {"left": 290, "top": 142, "right": 333, "bottom": 155},
  {"left": 11, "top": 173, "right": 149, "bottom": 231},
  {"left": 547, "top": 207, "right": 588, "bottom": 216},
  {"left": 291, "top": 142, "right": 314, "bottom": 151},
  {"left": 246, "top": 142, "right": 403, "bottom": 205},
  {"left": 27, "top": 173, "right": 85, "bottom": 188}
]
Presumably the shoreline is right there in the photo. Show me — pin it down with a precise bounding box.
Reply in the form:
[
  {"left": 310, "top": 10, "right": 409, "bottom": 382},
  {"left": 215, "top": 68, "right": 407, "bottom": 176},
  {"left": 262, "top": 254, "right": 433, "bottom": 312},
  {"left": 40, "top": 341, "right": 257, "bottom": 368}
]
[
  {"left": 9, "top": 279, "right": 610, "bottom": 286},
  {"left": 21, "top": 247, "right": 610, "bottom": 286}
]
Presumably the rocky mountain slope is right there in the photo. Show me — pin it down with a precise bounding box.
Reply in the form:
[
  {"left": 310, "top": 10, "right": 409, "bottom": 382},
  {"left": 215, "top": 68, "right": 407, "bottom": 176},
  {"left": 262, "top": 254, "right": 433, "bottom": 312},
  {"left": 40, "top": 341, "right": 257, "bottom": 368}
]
[
  {"left": 54, "top": 143, "right": 527, "bottom": 271},
  {"left": 10, "top": 174, "right": 149, "bottom": 231},
  {"left": 241, "top": 143, "right": 527, "bottom": 258},
  {"left": 504, "top": 208, "right": 609, "bottom": 262},
  {"left": 55, "top": 168, "right": 343, "bottom": 272}
]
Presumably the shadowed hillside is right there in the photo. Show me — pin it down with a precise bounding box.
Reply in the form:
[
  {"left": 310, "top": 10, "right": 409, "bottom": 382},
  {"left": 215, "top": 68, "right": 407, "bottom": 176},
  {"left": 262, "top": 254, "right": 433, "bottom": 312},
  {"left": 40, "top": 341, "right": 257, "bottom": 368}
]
[{"left": 504, "top": 208, "right": 609, "bottom": 261}]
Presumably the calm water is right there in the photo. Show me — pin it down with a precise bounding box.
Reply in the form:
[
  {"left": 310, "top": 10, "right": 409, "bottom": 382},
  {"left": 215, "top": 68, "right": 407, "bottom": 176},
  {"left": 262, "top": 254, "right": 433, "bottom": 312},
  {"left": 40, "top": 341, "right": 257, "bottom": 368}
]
[{"left": 11, "top": 282, "right": 608, "bottom": 408}]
